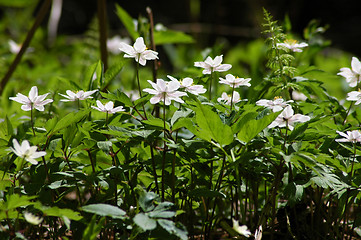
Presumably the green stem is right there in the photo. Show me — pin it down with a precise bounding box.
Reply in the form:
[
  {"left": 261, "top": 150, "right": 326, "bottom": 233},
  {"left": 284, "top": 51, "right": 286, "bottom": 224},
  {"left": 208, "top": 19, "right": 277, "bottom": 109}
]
[
  {"left": 161, "top": 100, "right": 167, "bottom": 201},
  {"left": 230, "top": 85, "right": 235, "bottom": 111},
  {"left": 30, "top": 107, "right": 36, "bottom": 137},
  {"left": 343, "top": 102, "right": 354, "bottom": 125},
  {"left": 136, "top": 59, "right": 148, "bottom": 119},
  {"left": 208, "top": 71, "right": 213, "bottom": 100}
]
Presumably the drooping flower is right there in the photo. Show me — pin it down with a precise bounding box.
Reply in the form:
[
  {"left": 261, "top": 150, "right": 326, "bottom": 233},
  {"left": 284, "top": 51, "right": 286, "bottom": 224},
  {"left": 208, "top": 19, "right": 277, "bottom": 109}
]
[
  {"left": 232, "top": 219, "right": 251, "bottom": 238},
  {"left": 219, "top": 74, "right": 251, "bottom": 88},
  {"left": 256, "top": 97, "right": 293, "bottom": 112},
  {"left": 338, "top": 57, "right": 361, "bottom": 88},
  {"left": 254, "top": 225, "right": 263, "bottom": 240},
  {"left": 143, "top": 78, "right": 187, "bottom": 105},
  {"left": 9, "top": 86, "right": 53, "bottom": 111},
  {"left": 346, "top": 90, "right": 361, "bottom": 105},
  {"left": 59, "top": 90, "right": 98, "bottom": 102},
  {"left": 11, "top": 139, "right": 46, "bottom": 165},
  {"left": 217, "top": 91, "right": 241, "bottom": 105},
  {"left": 292, "top": 91, "right": 308, "bottom": 101},
  {"left": 168, "top": 76, "right": 206, "bottom": 95},
  {"left": 194, "top": 55, "right": 232, "bottom": 74},
  {"left": 268, "top": 105, "right": 310, "bottom": 130},
  {"left": 118, "top": 37, "right": 158, "bottom": 66},
  {"left": 336, "top": 130, "right": 361, "bottom": 143},
  {"left": 91, "top": 100, "right": 125, "bottom": 114},
  {"left": 24, "top": 212, "right": 43, "bottom": 225},
  {"left": 276, "top": 39, "right": 308, "bottom": 52}
]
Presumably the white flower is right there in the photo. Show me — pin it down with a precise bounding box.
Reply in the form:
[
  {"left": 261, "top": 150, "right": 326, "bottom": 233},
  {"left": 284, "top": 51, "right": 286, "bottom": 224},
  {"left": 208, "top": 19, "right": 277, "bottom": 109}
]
[
  {"left": 107, "top": 35, "right": 130, "bottom": 54},
  {"left": 143, "top": 78, "right": 187, "bottom": 105},
  {"left": 336, "top": 130, "right": 361, "bottom": 143},
  {"left": 346, "top": 90, "right": 361, "bottom": 105},
  {"left": 277, "top": 39, "right": 308, "bottom": 52},
  {"left": 119, "top": 37, "right": 158, "bottom": 66},
  {"left": 91, "top": 100, "right": 125, "bottom": 114},
  {"left": 256, "top": 97, "right": 293, "bottom": 112},
  {"left": 194, "top": 55, "right": 232, "bottom": 74},
  {"left": 9, "top": 86, "right": 53, "bottom": 111},
  {"left": 11, "top": 139, "right": 46, "bottom": 165},
  {"left": 219, "top": 74, "right": 251, "bottom": 88},
  {"left": 59, "top": 90, "right": 97, "bottom": 102},
  {"left": 217, "top": 91, "right": 241, "bottom": 105},
  {"left": 170, "top": 76, "right": 206, "bottom": 95},
  {"left": 255, "top": 225, "right": 263, "bottom": 240},
  {"left": 24, "top": 212, "right": 43, "bottom": 225},
  {"left": 232, "top": 219, "right": 251, "bottom": 238},
  {"left": 338, "top": 57, "right": 361, "bottom": 88},
  {"left": 268, "top": 105, "right": 310, "bottom": 130}
]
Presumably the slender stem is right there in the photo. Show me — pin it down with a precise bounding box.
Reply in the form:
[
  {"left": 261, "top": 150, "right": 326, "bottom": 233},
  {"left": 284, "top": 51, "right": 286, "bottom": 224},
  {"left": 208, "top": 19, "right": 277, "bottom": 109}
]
[
  {"left": 0, "top": 0, "right": 52, "bottom": 94},
  {"left": 230, "top": 85, "right": 235, "bottom": 111},
  {"left": 343, "top": 102, "right": 354, "bottom": 125},
  {"left": 105, "top": 112, "right": 109, "bottom": 127},
  {"left": 161, "top": 100, "right": 167, "bottom": 201},
  {"left": 149, "top": 143, "right": 159, "bottom": 194},
  {"left": 136, "top": 59, "right": 148, "bottom": 119},
  {"left": 30, "top": 107, "right": 36, "bottom": 137},
  {"left": 351, "top": 142, "right": 356, "bottom": 178},
  {"left": 86, "top": 149, "right": 96, "bottom": 173},
  {"left": 208, "top": 71, "right": 213, "bottom": 100},
  {"left": 146, "top": 7, "right": 160, "bottom": 118}
]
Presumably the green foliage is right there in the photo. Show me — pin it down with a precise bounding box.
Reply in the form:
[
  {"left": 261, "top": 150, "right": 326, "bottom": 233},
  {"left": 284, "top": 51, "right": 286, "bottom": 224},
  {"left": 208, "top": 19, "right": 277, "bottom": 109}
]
[{"left": 0, "top": 4, "right": 359, "bottom": 240}]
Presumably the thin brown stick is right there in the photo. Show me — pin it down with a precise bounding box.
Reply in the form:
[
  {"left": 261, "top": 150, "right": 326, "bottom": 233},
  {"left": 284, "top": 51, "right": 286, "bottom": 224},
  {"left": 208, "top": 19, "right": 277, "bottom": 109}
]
[
  {"left": 97, "top": 0, "right": 108, "bottom": 71},
  {"left": 0, "top": 0, "right": 52, "bottom": 94}
]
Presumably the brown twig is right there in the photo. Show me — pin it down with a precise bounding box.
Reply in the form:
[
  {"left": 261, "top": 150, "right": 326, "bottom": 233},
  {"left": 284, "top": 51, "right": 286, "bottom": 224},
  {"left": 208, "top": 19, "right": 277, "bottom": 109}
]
[{"left": 0, "top": 0, "right": 52, "bottom": 94}]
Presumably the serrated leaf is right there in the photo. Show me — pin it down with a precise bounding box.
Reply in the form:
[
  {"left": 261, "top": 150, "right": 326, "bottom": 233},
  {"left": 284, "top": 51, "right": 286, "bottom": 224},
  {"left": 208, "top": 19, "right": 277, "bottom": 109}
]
[
  {"left": 237, "top": 111, "right": 279, "bottom": 143},
  {"left": 82, "top": 204, "right": 126, "bottom": 219},
  {"left": 193, "top": 101, "right": 233, "bottom": 146}
]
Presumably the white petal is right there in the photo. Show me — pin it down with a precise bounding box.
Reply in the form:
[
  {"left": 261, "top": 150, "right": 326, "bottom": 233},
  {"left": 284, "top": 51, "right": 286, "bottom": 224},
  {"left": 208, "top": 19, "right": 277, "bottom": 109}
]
[
  {"left": 351, "top": 57, "right": 361, "bottom": 74},
  {"left": 119, "top": 42, "right": 135, "bottom": 55},
  {"left": 133, "top": 37, "right": 147, "bottom": 53},
  {"left": 28, "top": 86, "right": 38, "bottom": 102}
]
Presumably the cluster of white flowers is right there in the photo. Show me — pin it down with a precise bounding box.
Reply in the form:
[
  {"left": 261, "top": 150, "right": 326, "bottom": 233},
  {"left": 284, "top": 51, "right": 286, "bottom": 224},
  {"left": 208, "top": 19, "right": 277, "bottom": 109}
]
[{"left": 337, "top": 56, "right": 361, "bottom": 143}]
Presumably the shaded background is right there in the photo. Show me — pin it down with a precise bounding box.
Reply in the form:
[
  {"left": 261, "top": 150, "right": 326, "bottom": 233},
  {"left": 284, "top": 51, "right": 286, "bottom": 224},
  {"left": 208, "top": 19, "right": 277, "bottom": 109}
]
[{"left": 56, "top": 0, "right": 361, "bottom": 56}]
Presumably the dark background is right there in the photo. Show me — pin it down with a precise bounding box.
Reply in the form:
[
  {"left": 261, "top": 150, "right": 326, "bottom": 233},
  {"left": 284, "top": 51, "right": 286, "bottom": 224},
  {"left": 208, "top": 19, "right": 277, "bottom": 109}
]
[{"left": 41, "top": 0, "right": 361, "bottom": 56}]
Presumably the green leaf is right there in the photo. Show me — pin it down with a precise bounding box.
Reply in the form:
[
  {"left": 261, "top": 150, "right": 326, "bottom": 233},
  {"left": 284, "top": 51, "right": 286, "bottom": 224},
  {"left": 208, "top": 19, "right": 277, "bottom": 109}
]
[
  {"left": 82, "top": 215, "right": 105, "bottom": 240},
  {"left": 49, "top": 109, "right": 89, "bottom": 135},
  {"left": 134, "top": 213, "right": 157, "bottom": 231},
  {"left": 0, "top": 116, "right": 13, "bottom": 140},
  {"left": 153, "top": 30, "right": 194, "bottom": 45},
  {"left": 103, "top": 62, "right": 124, "bottom": 89},
  {"left": 34, "top": 204, "right": 82, "bottom": 221},
  {"left": 148, "top": 210, "right": 176, "bottom": 219},
  {"left": 82, "top": 204, "right": 126, "bottom": 219},
  {"left": 142, "top": 118, "right": 170, "bottom": 130},
  {"left": 158, "top": 219, "right": 188, "bottom": 240},
  {"left": 136, "top": 187, "right": 158, "bottom": 212},
  {"left": 237, "top": 111, "right": 280, "bottom": 143},
  {"left": 115, "top": 4, "right": 139, "bottom": 41},
  {"left": 193, "top": 101, "right": 233, "bottom": 146},
  {"left": 0, "top": 194, "right": 36, "bottom": 210},
  {"left": 97, "top": 141, "right": 112, "bottom": 152}
]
